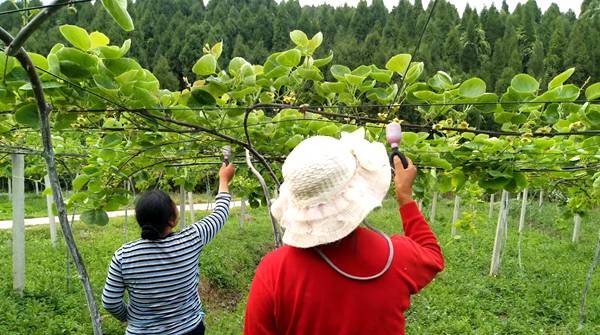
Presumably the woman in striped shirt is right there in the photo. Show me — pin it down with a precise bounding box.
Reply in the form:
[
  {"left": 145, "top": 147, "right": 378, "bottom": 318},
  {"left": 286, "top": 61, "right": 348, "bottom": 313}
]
[{"left": 102, "top": 163, "right": 235, "bottom": 335}]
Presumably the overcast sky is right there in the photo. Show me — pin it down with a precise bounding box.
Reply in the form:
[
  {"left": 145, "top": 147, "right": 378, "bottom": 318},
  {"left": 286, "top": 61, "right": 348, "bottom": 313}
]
[{"left": 287, "top": 0, "right": 582, "bottom": 15}]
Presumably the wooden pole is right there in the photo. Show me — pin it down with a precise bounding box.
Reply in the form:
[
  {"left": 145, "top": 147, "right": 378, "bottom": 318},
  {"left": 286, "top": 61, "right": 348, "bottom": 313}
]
[
  {"left": 538, "top": 189, "right": 544, "bottom": 207},
  {"left": 488, "top": 193, "right": 495, "bottom": 221},
  {"left": 8, "top": 175, "right": 12, "bottom": 200},
  {"left": 205, "top": 175, "right": 212, "bottom": 210},
  {"left": 240, "top": 198, "right": 247, "bottom": 228},
  {"left": 12, "top": 154, "right": 25, "bottom": 296},
  {"left": 490, "top": 190, "right": 509, "bottom": 276},
  {"left": 45, "top": 174, "right": 57, "bottom": 247},
  {"left": 518, "top": 188, "right": 528, "bottom": 269},
  {"left": 188, "top": 191, "right": 195, "bottom": 224},
  {"left": 451, "top": 195, "right": 460, "bottom": 236},
  {"left": 572, "top": 214, "right": 582, "bottom": 243},
  {"left": 430, "top": 192, "right": 438, "bottom": 225},
  {"left": 179, "top": 184, "right": 186, "bottom": 229},
  {"left": 579, "top": 227, "right": 600, "bottom": 328}
]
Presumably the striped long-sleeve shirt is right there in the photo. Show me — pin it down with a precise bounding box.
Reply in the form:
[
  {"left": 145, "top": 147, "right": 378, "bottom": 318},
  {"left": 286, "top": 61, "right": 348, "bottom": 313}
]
[{"left": 102, "top": 193, "right": 231, "bottom": 335}]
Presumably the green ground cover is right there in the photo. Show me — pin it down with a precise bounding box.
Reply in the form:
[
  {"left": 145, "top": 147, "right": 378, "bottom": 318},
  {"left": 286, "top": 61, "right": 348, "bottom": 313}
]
[{"left": 0, "top": 196, "right": 599, "bottom": 334}]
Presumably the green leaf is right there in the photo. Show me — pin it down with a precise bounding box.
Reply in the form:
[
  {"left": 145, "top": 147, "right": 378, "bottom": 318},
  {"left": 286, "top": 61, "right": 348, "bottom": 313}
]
[
  {"left": 385, "top": 54, "right": 411, "bottom": 73},
  {"left": 188, "top": 88, "right": 216, "bottom": 107},
  {"left": 264, "top": 65, "right": 291, "bottom": 79},
  {"left": 15, "top": 104, "right": 39, "bottom": 128},
  {"left": 369, "top": 68, "right": 393, "bottom": 83},
  {"left": 19, "top": 81, "right": 64, "bottom": 91},
  {"left": 290, "top": 30, "right": 309, "bottom": 48},
  {"left": 320, "top": 82, "right": 346, "bottom": 94},
  {"left": 404, "top": 62, "right": 424, "bottom": 84},
  {"left": 317, "top": 124, "right": 339, "bottom": 137},
  {"left": 192, "top": 54, "right": 217, "bottom": 76},
  {"left": 344, "top": 74, "right": 365, "bottom": 86},
  {"left": 0, "top": 52, "right": 16, "bottom": 79},
  {"left": 276, "top": 49, "right": 301, "bottom": 67},
  {"left": 211, "top": 42, "right": 223, "bottom": 59},
  {"left": 459, "top": 78, "right": 486, "bottom": 98},
  {"left": 228, "top": 57, "right": 248, "bottom": 76},
  {"left": 431, "top": 157, "right": 452, "bottom": 170},
  {"left": 585, "top": 82, "right": 600, "bottom": 100},
  {"left": 511, "top": 74, "right": 539, "bottom": 93},
  {"left": 313, "top": 52, "right": 334, "bottom": 68},
  {"left": 284, "top": 134, "right": 304, "bottom": 150},
  {"left": 90, "top": 31, "right": 110, "bottom": 48},
  {"left": 72, "top": 174, "right": 90, "bottom": 191},
  {"left": 98, "top": 39, "right": 131, "bottom": 58},
  {"left": 28, "top": 52, "right": 48, "bottom": 71},
  {"left": 100, "top": 0, "right": 134, "bottom": 32},
  {"left": 548, "top": 67, "right": 575, "bottom": 90},
  {"left": 556, "top": 84, "right": 580, "bottom": 100},
  {"left": 330, "top": 64, "right": 351, "bottom": 81},
  {"left": 307, "top": 32, "right": 323, "bottom": 52},
  {"left": 56, "top": 47, "right": 98, "bottom": 80},
  {"left": 296, "top": 68, "right": 323, "bottom": 81},
  {"left": 81, "top": 209, "right": 109, "bottom": 225},
  {"left": 59, "top": 25, "right": 91, "bottom": 51}
]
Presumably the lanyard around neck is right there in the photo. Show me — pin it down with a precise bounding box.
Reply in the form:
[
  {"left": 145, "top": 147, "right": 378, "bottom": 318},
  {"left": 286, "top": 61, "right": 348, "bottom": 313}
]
[{"left": 314, "top": 221, "right": 394, "bottom": 281}]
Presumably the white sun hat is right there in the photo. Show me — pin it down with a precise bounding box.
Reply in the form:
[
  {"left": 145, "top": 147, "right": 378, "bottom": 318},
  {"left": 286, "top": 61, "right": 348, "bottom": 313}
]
[{"left": 271, "top": 128, "right": 392, "bottom": 248}]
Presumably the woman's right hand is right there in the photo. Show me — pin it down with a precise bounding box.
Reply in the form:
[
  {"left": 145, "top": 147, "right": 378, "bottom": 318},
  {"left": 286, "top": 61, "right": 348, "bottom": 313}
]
[
  {"left": 393, "top": 156, "right": 416, "bottom": 206},
  {"left": 219, "top": 163, "right": 236, "bottom": 185}
]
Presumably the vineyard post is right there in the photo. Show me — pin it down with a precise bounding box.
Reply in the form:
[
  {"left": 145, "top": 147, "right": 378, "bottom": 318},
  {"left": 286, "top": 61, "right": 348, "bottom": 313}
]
[
  {"left": 518, "top": 188, "right": 528, "bottom": 269},
  {"left": 179, "top": 184, "right": 186, "bottom": 229},
  {"left": 123, "top": 181, "right": 129, "bottom": 243},
  {"left": 572, "top": 214, "right": 582, "bottom": 243},
  {"left": 488, "top": 193, "right": 495, "bottom": 221},
  {"left": 188, "top": 191, "right": 195, "bottom": 224},
  {"left": 8, "top": 175, "right": 12, "bottom": 200},
  {"left": 490, "top": 190, "right": 509, "bottom": 276},
  {"left": 0, "top": 25, "right": 103, "bottom": 335},
  {"left": 44, "top": 174, "right": 57, "bottom": 247},
  {"left": 539, "top": 189, "right": 544, "bottom": 207},
  {"left": 205, "top": 174, "right": 212, "bottom": 210},
  {"left": 579, "top": 227, "right": 600, "bottom": 328},
  {"left": 34, "top": 180, "right": 39, "bottom": 194},
  {"left": 417, "top": 199, "right": 423, "bottom": 211},
  {"left": 430, "top": 192, "right": 438, "bottom": 225},
  {"left": 11, "top": 153, "right": 25, "bottom": 297},
  {"left": 240, "top": 198, "right": 246, "bottom": 228},
  {"left": 451, "top": 194, "right": 460, "bottom": 236}
]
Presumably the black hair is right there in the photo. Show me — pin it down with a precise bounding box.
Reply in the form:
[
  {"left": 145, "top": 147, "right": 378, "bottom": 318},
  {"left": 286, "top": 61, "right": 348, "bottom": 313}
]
[{"left": 135, "top": 190, "right": 177, "bottom": 240}]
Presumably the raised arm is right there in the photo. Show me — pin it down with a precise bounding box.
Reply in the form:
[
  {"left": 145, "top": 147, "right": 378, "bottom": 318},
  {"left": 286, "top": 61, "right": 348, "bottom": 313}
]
[
  {"left": 102, "top": 250, "right": 128, "bottom": 322},
  {"left": 192, "top": 162, "right": 235, "bottom": 246},
  {"left": 393, "top": 156, "right": 444, "bottom": 291}
]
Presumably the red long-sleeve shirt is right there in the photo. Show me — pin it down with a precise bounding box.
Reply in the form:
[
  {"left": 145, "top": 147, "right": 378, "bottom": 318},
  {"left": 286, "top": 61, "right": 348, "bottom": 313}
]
[{"left": 244, "top": 201, "right": 444, "bottom": 335}]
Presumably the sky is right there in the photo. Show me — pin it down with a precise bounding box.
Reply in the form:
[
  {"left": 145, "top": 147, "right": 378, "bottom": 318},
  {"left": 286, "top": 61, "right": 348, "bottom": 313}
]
[{"left": 290, "top": 0, "right": 583, "bottom": 15}]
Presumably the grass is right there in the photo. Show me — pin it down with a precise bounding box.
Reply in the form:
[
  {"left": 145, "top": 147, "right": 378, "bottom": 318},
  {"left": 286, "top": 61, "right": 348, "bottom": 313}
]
[{"left": 0, "top": 196, "right": 599, "bottom": 334}]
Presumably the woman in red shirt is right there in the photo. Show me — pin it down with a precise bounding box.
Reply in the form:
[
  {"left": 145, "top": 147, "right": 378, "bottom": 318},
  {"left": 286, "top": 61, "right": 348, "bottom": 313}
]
[{"left": 244, "top": 128, "right": 444, "bottom": 335}]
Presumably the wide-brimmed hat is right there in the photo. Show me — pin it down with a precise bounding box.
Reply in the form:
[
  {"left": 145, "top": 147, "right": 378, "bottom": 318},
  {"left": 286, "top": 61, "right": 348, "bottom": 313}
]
[{"left": 272, "top": 128, "right": 391, "bottom": 248}]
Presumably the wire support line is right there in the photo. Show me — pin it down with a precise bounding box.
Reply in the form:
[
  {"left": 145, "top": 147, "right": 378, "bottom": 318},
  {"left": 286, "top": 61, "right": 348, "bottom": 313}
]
[
  {"left": 6, "top": 98, "right": 596, "bottom": 115},
  {"left": 0, "top": 0, "right": 91, "bottom": 16},
  {"left": 388, "top": 0, "right": 440, "bottom": 110}
]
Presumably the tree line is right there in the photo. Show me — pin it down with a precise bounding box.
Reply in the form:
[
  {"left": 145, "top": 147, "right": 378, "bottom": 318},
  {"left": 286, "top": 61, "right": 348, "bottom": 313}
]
[{"left": 1, "top": 0, "right": 598, "bottom": 93}]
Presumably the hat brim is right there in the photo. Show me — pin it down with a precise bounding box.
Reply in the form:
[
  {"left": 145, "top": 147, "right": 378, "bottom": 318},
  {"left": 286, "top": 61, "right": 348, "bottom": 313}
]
[{"left": 272, "top": 158, "right": 391, "bottom": 248}]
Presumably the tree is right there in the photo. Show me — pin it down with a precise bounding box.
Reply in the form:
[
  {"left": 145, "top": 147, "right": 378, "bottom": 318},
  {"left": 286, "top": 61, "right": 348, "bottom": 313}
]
[
  {"left": 527, "top": 40, "right": 544, "bottom": 79},
  {"left": 153, "top": 56, "right": 179, "bottom": 91}
]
